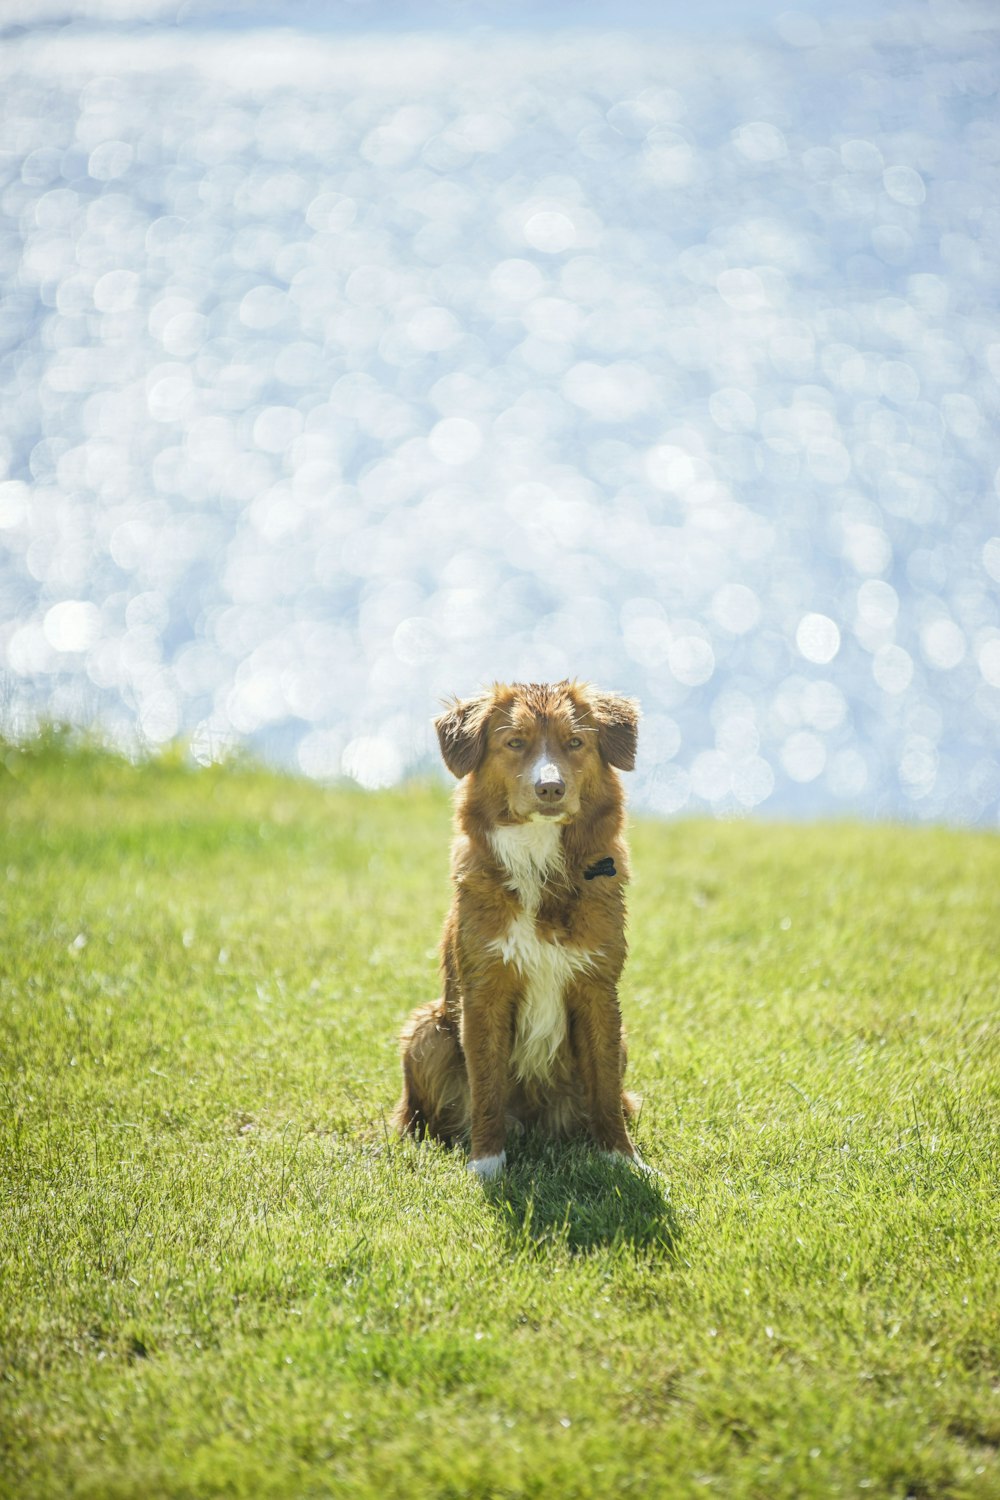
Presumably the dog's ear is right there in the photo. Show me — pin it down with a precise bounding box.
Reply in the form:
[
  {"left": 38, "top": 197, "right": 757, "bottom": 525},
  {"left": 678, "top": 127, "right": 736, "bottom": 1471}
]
[
  {"left": 590, "top": 691, "right": 639, "bottom": 771},
  {"left": 434, "top": 693, "right": 492, "bottom": 778}
]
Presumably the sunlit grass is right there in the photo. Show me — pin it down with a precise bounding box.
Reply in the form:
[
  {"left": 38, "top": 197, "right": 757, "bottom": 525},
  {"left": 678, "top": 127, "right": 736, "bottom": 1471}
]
[{"left": 2, "top": 739, "right": 998, "bottom": 1499}]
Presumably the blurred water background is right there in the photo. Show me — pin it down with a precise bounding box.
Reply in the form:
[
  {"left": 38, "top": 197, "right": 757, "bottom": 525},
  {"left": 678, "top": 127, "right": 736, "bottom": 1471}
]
[{"left": 1, "top": 0, "right": 998, "bottom": 821}]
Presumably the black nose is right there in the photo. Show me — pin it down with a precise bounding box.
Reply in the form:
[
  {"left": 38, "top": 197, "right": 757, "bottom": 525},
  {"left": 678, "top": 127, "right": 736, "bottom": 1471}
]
[{"left": 535, "top": 775, "right": 565, "bottom": 801}]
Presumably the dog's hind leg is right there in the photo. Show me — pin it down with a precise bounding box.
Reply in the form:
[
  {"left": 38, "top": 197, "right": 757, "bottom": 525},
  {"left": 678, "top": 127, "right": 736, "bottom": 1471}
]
[{"left": 392, "top": 999, "right": 470, "bottom": 1146}]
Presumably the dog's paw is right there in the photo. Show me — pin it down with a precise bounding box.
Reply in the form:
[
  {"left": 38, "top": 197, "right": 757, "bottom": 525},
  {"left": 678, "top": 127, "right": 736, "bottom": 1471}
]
[
  {"left": 602, "top": 1149, "right": 661, "bottom": 1179},
  {"left": 467, "top": 1151, "right": 506, "bottom": 1181}
]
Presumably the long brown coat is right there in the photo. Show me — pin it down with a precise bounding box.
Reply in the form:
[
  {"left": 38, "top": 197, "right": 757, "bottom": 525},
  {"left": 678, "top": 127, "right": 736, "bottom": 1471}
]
[{"left": 393, "top": 680, "right": 644, "bottom": 1179}]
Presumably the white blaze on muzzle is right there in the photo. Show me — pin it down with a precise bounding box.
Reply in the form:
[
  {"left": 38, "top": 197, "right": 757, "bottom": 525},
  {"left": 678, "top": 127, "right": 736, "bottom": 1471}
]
[
  {"left": 531, "top": 733, "right": 565, "bottom": 796},
  {"left": 533, "top": 759, "right": 562, "bottom": 786}
]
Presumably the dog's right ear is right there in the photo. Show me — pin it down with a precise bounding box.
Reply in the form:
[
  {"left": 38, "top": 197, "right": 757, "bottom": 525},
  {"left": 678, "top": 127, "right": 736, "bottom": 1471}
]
[{"left": 434, "top": 694, "right": 492, "bottom": 779}]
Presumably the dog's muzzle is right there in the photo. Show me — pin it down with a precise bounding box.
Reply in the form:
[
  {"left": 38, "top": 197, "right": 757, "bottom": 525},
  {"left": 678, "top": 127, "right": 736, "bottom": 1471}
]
[{"left": 533, "top": 761, "right": 565, "bottom": 805}]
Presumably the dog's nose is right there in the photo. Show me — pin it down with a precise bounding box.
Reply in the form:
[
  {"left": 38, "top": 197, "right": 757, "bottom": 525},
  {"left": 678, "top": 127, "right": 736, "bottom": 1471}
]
[{"left": 534, "top": 764, "right": 565, "bottom": 801}]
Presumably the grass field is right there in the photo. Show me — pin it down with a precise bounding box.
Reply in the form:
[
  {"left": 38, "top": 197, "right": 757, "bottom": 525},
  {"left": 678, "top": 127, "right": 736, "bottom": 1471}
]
[{"left": 2, "top": 735, "right": 999, "bottom": 1499}]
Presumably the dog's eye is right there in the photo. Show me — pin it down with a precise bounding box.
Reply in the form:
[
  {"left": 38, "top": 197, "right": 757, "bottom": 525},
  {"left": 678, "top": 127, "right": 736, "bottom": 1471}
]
[
  {"left": 507, "top": 737, "right": 525, "bottom": 750},
  {"left": 567, "top": 736, "right": 583, "bottom": 749}
]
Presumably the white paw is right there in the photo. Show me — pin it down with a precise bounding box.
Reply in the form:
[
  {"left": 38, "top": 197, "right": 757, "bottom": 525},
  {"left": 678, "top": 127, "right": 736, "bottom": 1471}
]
[
  {"left": 467, "top": 1151, "right": 506, "bottom": 1181},
  {"left": 603, "top": 1149, "right": 657, "bottom": 1176}
]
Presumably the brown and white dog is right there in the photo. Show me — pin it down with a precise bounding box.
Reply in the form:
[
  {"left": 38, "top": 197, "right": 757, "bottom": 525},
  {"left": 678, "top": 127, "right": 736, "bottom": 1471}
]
[{"left": 393, "top": 680, "right": 646, "bottom": 1180}]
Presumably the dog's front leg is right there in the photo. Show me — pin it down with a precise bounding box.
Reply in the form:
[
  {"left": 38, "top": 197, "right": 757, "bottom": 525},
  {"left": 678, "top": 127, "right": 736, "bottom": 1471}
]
[
  {"left": 461, "top": 976, "right": 517, "bottom": 1180},
  {"left": 569, "top": 981, "right": 639, "bottom": 1161}
]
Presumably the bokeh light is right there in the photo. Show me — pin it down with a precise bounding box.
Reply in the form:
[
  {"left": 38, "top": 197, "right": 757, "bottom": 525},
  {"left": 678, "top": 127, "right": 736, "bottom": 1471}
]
[{"left": 1, "top": 2, "right": 999, "bottom": 823}]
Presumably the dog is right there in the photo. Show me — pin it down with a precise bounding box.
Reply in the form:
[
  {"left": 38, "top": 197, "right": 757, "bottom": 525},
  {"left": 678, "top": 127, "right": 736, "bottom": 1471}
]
[{"left": 393, "top": 679, "right": 646, "bottom": 1180}]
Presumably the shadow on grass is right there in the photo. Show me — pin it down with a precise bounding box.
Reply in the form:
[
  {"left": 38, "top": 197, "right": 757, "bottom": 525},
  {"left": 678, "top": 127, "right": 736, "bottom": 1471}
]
[{"left": 483, "top": 1135, "right": 678, "bottom": 1257}]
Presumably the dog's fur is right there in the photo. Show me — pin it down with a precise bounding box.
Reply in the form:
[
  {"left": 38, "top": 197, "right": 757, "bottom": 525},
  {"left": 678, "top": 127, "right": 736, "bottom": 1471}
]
[{"left": 393, "top": 680, "right": 644, "bottom": 1179}]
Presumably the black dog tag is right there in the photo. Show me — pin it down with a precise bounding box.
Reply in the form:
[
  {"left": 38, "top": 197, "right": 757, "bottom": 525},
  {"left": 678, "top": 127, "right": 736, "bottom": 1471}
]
[{"left": 584, "top": 856, "right": 617, "bottom": 880}]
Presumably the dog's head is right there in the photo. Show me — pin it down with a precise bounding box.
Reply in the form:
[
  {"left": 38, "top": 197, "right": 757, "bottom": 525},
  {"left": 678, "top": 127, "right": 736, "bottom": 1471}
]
[{"left": 435, "top": 680, "right": 638, "bottom": 824}]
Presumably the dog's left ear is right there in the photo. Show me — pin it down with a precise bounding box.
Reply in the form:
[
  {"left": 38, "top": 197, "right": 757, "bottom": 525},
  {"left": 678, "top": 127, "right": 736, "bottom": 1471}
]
[
  {"left": 590, "top": 691, "right": 640, "bottom": 771},
  {"left": 434, "top": 693, "right": 492, "bottom": 778}
]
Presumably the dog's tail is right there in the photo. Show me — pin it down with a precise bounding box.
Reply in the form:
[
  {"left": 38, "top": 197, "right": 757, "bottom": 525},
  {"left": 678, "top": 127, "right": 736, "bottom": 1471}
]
[
  {"left": 393, "top": 998, "right": 469, "bottom": 1146},
  {"left": 392, "top": 1054, "right": 427, "bottom": 1139}
]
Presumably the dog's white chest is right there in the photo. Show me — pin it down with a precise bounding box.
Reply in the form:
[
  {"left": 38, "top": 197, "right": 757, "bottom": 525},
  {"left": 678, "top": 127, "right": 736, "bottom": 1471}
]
[
  {"left": 487, "top": 821, "right": 592, "bottom": 1081},
  {"left": 494, "top": 913, "right": 591, "bottom": 1080}
]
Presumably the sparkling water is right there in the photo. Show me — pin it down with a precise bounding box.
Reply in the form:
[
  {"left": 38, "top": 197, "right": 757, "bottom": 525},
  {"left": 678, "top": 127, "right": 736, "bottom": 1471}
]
[{"left": 1, "top": 2, "right": 998, "bottom": 822}]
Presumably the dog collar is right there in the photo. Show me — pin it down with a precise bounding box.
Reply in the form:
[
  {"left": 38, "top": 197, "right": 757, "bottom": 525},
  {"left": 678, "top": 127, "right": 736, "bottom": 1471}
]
[{"left": 584, "top": 856, "right": 617, "bottom": 880}]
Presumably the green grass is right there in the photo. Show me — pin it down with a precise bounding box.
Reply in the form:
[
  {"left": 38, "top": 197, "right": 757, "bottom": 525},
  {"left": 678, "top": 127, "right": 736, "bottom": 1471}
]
[{"left": 2, "top": 734, "right": 999, "bottom": 1499}]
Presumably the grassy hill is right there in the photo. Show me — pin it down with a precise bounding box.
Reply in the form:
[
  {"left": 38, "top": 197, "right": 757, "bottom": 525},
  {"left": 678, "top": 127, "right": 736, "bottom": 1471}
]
[{"left": 2, "top": 738, "right": 998, "bottom": 1499}]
